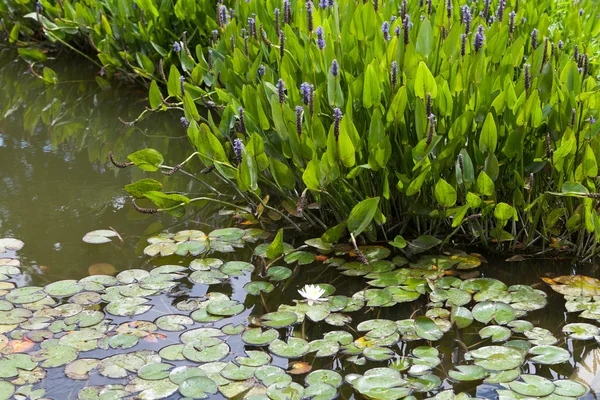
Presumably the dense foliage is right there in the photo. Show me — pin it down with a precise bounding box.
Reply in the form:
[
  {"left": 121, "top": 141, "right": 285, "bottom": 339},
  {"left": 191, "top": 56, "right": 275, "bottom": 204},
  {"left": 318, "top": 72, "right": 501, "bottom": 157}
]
[
  {"left": 0, "top": 0, "right": 217, "bottom": 80},
  {"left": 3, "top": 0, "right": 600, "bottom": 257}
]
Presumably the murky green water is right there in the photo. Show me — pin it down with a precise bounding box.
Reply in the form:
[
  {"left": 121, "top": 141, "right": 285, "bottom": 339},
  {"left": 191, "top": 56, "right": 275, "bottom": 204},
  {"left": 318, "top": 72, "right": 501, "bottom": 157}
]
[
  {"left": 1, "top": 51, "right": 600, "bottom": 400},
  {"left": 0, "top": 50, "right": 229, "bottom": 284}
]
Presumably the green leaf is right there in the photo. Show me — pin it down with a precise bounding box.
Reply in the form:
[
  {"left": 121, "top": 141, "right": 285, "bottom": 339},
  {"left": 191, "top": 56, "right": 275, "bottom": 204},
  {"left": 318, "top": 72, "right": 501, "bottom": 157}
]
[
  {"left": 363, "top": 63, "right": 381, "bottom": 108},
  {"left": 18, "top": 47, "right": 47, "bottom": 63},
  {"left": 338, "top": 125, "right": 356, "bottom": 167},
  {"left": 494, "top": 203, "right": 517, "bottom": 221},
  {"left": 144, "top": 191, "right": 190, "bottom": 217},
  {"left": 479, "top": 113, "right": 497, "bottom": 153},
  {"left": 125, "top": 179, "right": 163, "bottom": 198},
  {"left": 127, "top": 149, "right": 164, "bottom": 172},
  {"left": 167, "top": 65, "right": 181, "bottom": 97},
  {"left": 434, "top": 179, "right": 457, "bottom": 207},
  {"left": 582, "top": 143, "right": 598, "bottom": 178},
  {"left": 414, "top": 62, "right": 437, "bottom": 99},
  {"left": 266, "top": 229, "right": 284, "bottom": 259},
  {"left": 347, "top": 197, "right": 380, "bottom": 237},
  {"left": 148, "top": 80, "right": 162, "bottom": 109},
  {"left": 415, "top": 19, "right": 433, "bottom": 58},
  {"left": 477, "top": 171, "right": 495, "bottom": 196}
]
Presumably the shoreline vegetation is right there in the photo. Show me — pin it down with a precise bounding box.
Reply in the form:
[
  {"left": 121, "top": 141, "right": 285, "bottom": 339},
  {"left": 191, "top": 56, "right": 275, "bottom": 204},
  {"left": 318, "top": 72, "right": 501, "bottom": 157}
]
[{"left": 2, "top": 0, "right": 600, "bottom": 259}]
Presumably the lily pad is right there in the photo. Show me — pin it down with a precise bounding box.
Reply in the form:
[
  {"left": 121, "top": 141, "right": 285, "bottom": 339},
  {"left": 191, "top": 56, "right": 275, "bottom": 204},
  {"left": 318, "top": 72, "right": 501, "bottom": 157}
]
[
  {"left": 138, "top": 363, "right": 174, "bottom": 380},
  {"left": 562, "top": 323, "right": 600, "bottom": 340},
  {"left": 467, "top": 346, "right": 525, "bottom": 371},
  {"left": 479, "top": 325, "right": 512, "bottom": 342},
  {"left": 553, "top": 379, "right": 588, "bottom": 397},
  {"left": 472, "top": 301, "right": 516, "bottom": 325},
  {"left": 65, "top": 359, "right": 99, "bottom": 380},
  {"left": 268, "top": 337, "right": 309, "bottom": 358},
  {"left": 82, "top": 230, "right": 118, "bottom": 244},
  {"left": 179, "top": 376, "right": 218, "bottom": 398},
  {"left": 244, "top": 281, "right": 275, "bottom": 296},
  {"left": 508, "top": 375, "right": 555, "bottom": 397},
  {"left": 448, "top": 365, "right": 486, "bottom": 381},
  {"left": 261, "top": 311, "right": 297, "bottom": 328},
  {"left": 155, "top": 315, "right": 194, "bottom": 331},
  {"left": 241, "top": 328, "right": 279, "bottom": 346},
  {"left": 528, "top": 345, "right": 570, "bottom": 365}
]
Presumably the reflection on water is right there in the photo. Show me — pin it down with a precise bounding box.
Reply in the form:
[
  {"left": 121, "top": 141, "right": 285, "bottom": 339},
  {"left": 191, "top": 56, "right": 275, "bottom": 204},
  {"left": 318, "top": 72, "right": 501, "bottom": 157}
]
[{"left": 0, "top": 50, "right": 227, "bottom": 285}]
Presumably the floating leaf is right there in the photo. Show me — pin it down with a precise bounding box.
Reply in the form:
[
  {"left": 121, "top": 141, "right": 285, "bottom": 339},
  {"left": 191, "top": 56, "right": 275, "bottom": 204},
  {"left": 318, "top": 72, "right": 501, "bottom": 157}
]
[
  {"left": 508, "top": 375, "right": 555, "bottom": 397},
  {"left": 448, "top": 365, "right": 486, "bottom": 381},
  {"left": 82, "top": 230, "right": 118, "bottom": 244},
  {"left": 528, "top": 345, "right": 570, "bottom": 365},
  {"left": 268, "top": 338, "right": 309, "bottom": 358},
  {"left": 468, "top": 346, "right": 525, "bottom": 371}
]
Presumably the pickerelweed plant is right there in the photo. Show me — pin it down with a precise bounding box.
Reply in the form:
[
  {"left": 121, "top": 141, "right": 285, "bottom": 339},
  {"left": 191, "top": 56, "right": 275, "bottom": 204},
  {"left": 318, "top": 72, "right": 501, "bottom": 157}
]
[
  {"left": 116, "top": 0, "right": 600, "bottom": 257},
  {"left": 0, "top": 0, "right": 218, "bottom": 82}
]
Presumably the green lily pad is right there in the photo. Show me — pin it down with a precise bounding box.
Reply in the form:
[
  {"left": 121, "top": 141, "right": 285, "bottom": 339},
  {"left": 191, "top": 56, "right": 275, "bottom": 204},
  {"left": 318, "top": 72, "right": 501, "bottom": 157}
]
[
  {"left": 528, "top": 345, "right": 570, "bottom": 365},
  {"left": 189, "top": 270, "right": 228, "bottom": 285},
  {"left": 82, "top": 230, "right": 118, "bottom": 244},
  {"left": 106, "top": 297, "right": 151, "bottom": 316},
  {"left": 308, "top": 339, "right": 340, "bottom": 358},
  {"left": 484, "top": 368, "right": 521, "bottom": 384},
  {"left": 206, "top": 300, "right": 244, "bottom": 316},
  {"left": 284, "top": 251, "right": 316, "bottom": 265},
  {"left": 144, "top": 241, "right": 178, "bottom": 257},
  {"left": 220, "top": 362, "right": 257, "bottom": 380},
  {"left": 168, "top": 366, "right": 207, "bottom": 384},
  {"left": 357, "top": 319, "right": 398, "bottom": 338},
  {"left": 507, "top": 320, "right": 534, "bottom": 333},
  {"left": 244, "top": 281, "right": 275, "bottom": 295},
  {"left": 265, "top": 266, "right": 292, "bottom": 282},
  {"left": 451, "top": 306, "right": 473, "bottom": 328},
  {"left": 138, "top": 363, "right": 174, "bottom": 380},
  {"left": 472, "top": 301, "right": 516, "bottom": 325},
  {"left": 303, "top": 383, "right": 337, "bottom": 400},
  {"left": 44, "top": 280, "right": 83, "bottom": 297},
  {"left": 268, "top": 337, "right": 309, "bottom": 358},
  {"left": 363, "top": 346, "right": 396, "bottom": 361},
  {"left": 562, "top": 322, "right": 600, "bottom": 340},
  {"left": 324, "top": 313, "right": 351, "bottom": 326},
  {"left": 508, "top": 375, "right": 555, "bottom": 397},
  {"left": 261, "top": 311, "right": 298, "bottom": 328},
  {"left": 179, "top": 376, "right": 218, "bottom": 398},
  {"left": 6, "top": 287, "right": 47, "bottom": 304},
  {"left": 183, "top": 342, "right": 230, "bottom": 363},
  {"left": 65, "top": 358, "right": 99, "bottom": 380},
  {"left": 448, "top": 365, "right": 486, "bottom": 381},
  {"left": 159, "top": 345, "right": 186, "bottom": 361},
  {"left": 266, "top": 382, "right": 304, "bottom": 400},
  {"left": 241, "top": 328, "right": 279, "bottom": 346},
  {"left": 235, "top": 351, "right": 271, "bottom": 367},
  {"left": 155, "top": 314, "right": 194, "bottom": 331},
  {"left": 190, "top": 258, "right": 223, "bottom": 271},
  {"left": 553, "top": 379, "right": 588, "bottom": 397},
  {"left": 306, "top": 370, "right": 343, "bottom": 387},
  {"left": 31, "top": 342, "right": 78, "bottom": 368},
  {"left": 0, "top": 381, "right": 14, "bottom": 400},
  {"left": 414, "top": 316, "right": 443, "bottom": 340},
  {"left": 468, "top": 346, "right": 525, "bottom": 371},
  {"left": 461, "top": 278, "right": 507, "bottom": 292},
  {"left": 125, "top": 377, "right": 178, "bottom": 399},
  {"left": 524, "top": 327, "right": 558, "bottom": 345},
  {"left": 0, "top": 354, "right": 37, "bottom": 378},
  {"left": 220, "top": 261, "right": 255, "bottom": 276},
  {"left": 479, "top": 325, "right": 512, "bottom": 342}
]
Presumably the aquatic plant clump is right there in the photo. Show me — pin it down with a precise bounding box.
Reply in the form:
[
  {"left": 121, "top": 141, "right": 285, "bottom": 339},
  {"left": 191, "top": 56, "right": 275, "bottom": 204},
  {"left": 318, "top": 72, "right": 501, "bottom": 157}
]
[
  {"left": 102, "top": 0, "right": 600, "bottom": 258},
  {"left": 0, "top": 235, "right": 597, "bottom": 399}
]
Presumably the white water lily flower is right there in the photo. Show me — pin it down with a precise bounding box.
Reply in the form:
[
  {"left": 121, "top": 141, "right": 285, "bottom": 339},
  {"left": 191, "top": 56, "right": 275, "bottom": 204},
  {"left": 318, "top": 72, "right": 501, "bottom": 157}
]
[{"left": 298, "top": 284, "right": 326, "bottom": 306}]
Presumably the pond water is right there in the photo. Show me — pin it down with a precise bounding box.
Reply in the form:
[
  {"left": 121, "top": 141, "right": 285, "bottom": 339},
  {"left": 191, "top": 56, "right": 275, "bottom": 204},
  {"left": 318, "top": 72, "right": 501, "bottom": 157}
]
[{"left": 1, "top": 51, "right": 600, "bottom": 400}]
